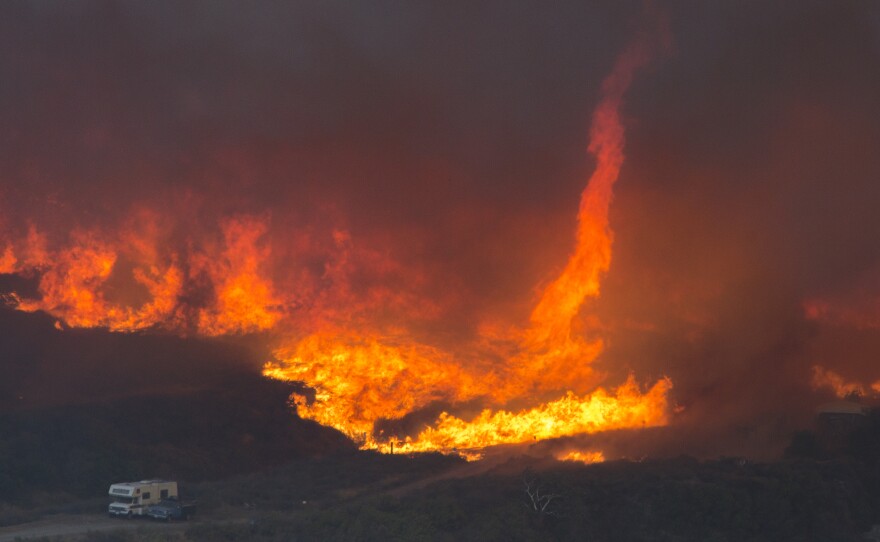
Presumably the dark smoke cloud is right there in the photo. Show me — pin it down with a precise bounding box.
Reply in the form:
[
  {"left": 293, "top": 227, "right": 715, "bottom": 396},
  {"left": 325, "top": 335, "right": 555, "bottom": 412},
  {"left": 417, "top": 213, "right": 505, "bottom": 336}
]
[
  {"left": 2, "top": 1, "right": 880, "bottom": 457},
  {"left": 0, "top": 1, "right": 639, "bottom": 333},
  {"left": 593, "top": 1, "right": 880, "bottom": 454}
]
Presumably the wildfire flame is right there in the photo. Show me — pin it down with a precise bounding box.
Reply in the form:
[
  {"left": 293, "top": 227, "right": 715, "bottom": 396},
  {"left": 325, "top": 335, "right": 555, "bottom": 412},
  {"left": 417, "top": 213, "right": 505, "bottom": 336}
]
[
  {"left": 557, "top": 450, "right": 606, "bottom": 464},
  {"left": 4, "top": 214, "right": 281, "bottom": 335},
  {"left": 262, "top": 34, "right": 672, "bottom": 455},
  {"left": 812, "top": 366, "right": 880, "bottom": 399},
  {"left": 0, "top": 30, "right": 673, "bottom": 459}
]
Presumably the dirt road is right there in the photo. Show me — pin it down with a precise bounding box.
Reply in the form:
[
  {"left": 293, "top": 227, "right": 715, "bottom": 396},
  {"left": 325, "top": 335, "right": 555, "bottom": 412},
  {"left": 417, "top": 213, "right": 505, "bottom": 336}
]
[{"left": 0, "top": 514, "right": 188, "bottom": 541}]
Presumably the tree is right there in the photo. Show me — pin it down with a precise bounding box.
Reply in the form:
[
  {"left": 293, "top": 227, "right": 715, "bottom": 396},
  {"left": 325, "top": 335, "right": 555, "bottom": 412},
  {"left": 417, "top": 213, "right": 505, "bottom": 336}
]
[{"left": 522, "top": 469, "right": 560, "bottom": 518}]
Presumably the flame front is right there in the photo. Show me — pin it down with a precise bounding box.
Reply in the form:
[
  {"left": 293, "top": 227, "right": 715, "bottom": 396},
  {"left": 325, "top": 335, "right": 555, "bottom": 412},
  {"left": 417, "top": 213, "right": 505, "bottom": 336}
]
[
  {"left": 193, "top": 217, "right": 283, "bottom": 336},
  {"left": 15, "top": 227, "right": 184, "bottom": 332},
  {"left": 4, "top": 214, "right": 280, "bottom": 335},
  {"left": 398, "top": 376, "right": 670, "bottom": 453},
  {"left": 263, "top": 35, "right": 672, "bottom": 455},
  {"left": 263, "top": 331, "right": 485, "bottom": 442},
  {"left": 1, "top": 32, "right": 672, "bottom": 458}
]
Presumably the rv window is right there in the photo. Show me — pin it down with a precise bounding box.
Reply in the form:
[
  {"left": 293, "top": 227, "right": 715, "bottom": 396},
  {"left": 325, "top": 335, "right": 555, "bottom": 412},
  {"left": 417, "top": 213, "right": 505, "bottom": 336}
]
[
  {"left": 142, "top": 492, "right": 151, "bottom": 500},
  {"left": 160, "top": 489, "right": 168, "bottom": 499}
]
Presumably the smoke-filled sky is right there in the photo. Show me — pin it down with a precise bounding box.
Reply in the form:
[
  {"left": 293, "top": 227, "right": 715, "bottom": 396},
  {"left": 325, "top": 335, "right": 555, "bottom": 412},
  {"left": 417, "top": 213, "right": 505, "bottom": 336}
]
[{"left": 2, "top": 1, "right": 880, "bottom": 456}]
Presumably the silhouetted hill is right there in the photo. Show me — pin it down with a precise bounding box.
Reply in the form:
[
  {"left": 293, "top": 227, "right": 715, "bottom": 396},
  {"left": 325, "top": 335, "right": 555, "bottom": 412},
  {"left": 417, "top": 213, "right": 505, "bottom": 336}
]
[
  {"left": 0, "top": 304, "right": 273, "bottom": 411},
  {"left": 0, "top": 375, "right": 355, "bottom": 504},
  {"left": 0, "top": 306, "right": 355, "bottom": 504},
  {"left": 179, "top": 452, "right": 880, "bottom": 541}
]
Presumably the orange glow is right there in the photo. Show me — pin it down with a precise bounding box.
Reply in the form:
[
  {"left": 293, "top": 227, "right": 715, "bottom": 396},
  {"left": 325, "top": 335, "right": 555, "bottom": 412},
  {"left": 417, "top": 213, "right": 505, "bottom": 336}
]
[
  {"left": 23, "top": 224, "right": 50, "bottom": 269},
  {"left": 812, "top": 365, "right": 880, "bottom": 399},
  {"left": 5, "top": 32, "right": 673, "bottom": 458},
  {"left": 398, "top": 376, "right": 670, "bottom": 453},
  {"left": 263, "top": 331, "right": 485, "bottom": 442},
  {"left": 15, "top": 229, "right": 184, "bottom": 332},
  {"left": 193, "top": 217, "right": 283, "bottom": 336},
  {"left": 0, "top": 243, "right": 14, "bottom": 274},
  {"left": 527, "top": 41, "right": 649, "bottom": 350},
  {"left": 804, "top": 298, "right": 880, "bottom": 330},
  {"left": 263, "top": 36, "right": 672, "bottom": 456},
  {"left": 0, "top": 225, "right": 49, "bottom": 274},
  {"left": 9, "top": 216, "right": 281, "bottom": 335},
  {"left": 557, "top": 450, "right": 606, "bottom": 464}
]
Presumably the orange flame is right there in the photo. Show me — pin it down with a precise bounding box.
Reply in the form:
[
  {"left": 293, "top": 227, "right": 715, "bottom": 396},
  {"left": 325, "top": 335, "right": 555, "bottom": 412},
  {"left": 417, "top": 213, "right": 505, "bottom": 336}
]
[
  {"left": 0, "top": 244, "right": 15, "bottom": 274},
  {"left": 398, "top": 376, "right": 670, "bottom": 453},
  {"left": 3, "top": 29, "right": 672, "bottom": 458},
  {"left": 263, "top": 34, "right": 672, "bottom": 455},
  {"left": 263, "top": 331, "right": 486, "bottom": 441},
  {"left": 812, "top": 365, "right": 880, "bottom": 399},
  {"left": 7, "top": 216, "right": 281, "bottom": 335},
  {"left": 1, "top": 225, "right": 49, "bottom": 274},
  {"left": 527, "top": 41, "right": 651, "bottom": 350},
  {"left": 193, "top": 216, "right": 283, "bottom": 336},
  {"left": 15, "top": 229, "right": 184, "bottom": 331},
  {"left": 557, "top": 450, "right": 606, "bottom": 464}
]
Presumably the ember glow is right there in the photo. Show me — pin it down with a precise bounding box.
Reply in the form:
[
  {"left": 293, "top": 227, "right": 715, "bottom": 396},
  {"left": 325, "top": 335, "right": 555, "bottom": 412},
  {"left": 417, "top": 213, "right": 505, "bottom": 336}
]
[
  {"left": 812, "top": 366, "right": 880, "bottom": 400},
  {"left": 557, "top": 450, "right": 606, "bottom": 464}
]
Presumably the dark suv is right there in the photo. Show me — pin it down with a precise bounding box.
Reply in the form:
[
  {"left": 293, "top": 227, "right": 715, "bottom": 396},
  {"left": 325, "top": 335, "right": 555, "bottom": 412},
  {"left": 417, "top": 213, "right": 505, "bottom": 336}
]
[{"left": 145, "top": 500, "right": 195, "bottom": 521}]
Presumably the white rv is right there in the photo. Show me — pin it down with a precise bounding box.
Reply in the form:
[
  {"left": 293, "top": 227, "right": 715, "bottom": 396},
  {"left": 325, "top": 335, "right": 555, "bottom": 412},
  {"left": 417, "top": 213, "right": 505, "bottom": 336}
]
[{"left": 108, "top": 480, "right": 178, "bottom": 518}]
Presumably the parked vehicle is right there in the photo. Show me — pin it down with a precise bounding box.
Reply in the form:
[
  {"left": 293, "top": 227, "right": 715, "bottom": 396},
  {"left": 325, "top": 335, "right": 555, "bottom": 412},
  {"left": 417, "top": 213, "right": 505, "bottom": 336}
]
[
  {"left": 108, "top": 480, "right": 178, "bottom": 518},
  {"left": 145, "top": 499, "right": 195, "bottom": 521}
]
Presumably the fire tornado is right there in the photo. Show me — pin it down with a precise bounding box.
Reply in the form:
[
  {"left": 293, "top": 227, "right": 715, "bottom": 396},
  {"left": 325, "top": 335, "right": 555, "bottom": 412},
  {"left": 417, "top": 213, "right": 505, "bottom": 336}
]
[
  {"left": 0, "top": 26, "right": 672, "bottom": 458},
  {"left": 262, "top": 30, "right": 673, "bottom": 455}
]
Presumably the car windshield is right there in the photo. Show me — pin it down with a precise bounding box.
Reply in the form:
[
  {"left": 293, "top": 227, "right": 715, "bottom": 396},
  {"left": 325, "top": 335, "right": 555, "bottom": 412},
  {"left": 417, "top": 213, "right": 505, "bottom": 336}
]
[{"left": 111, "top": 497, "right": 134, "bottom": 504}]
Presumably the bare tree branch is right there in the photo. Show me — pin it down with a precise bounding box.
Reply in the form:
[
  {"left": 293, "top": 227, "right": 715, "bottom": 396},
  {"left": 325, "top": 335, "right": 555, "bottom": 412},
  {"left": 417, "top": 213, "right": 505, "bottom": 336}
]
[{"left": 523, "top": 469, "right": 561, "bottom": 516}]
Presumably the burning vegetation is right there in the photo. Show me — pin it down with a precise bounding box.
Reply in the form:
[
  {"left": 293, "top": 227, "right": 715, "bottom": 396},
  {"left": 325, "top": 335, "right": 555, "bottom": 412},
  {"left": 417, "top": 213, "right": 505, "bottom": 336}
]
[
  {"left": 261, "top": 31, "right": 676, "bottom": 455},
  {"left": 2, "top": 2, "right": 880, "bottom": 467},
  {"left": 0, "top": 28, "right": 673, "bottom": 459}
]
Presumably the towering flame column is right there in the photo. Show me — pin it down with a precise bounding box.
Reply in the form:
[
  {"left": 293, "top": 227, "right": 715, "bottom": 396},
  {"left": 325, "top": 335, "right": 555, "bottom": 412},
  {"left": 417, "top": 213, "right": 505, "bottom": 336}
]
[
  {"left": 265, "top": 24, "right": 673, "bottom": 455},
  {"left": 527, "top": 40, "right": 655, "bottom": 350}
]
